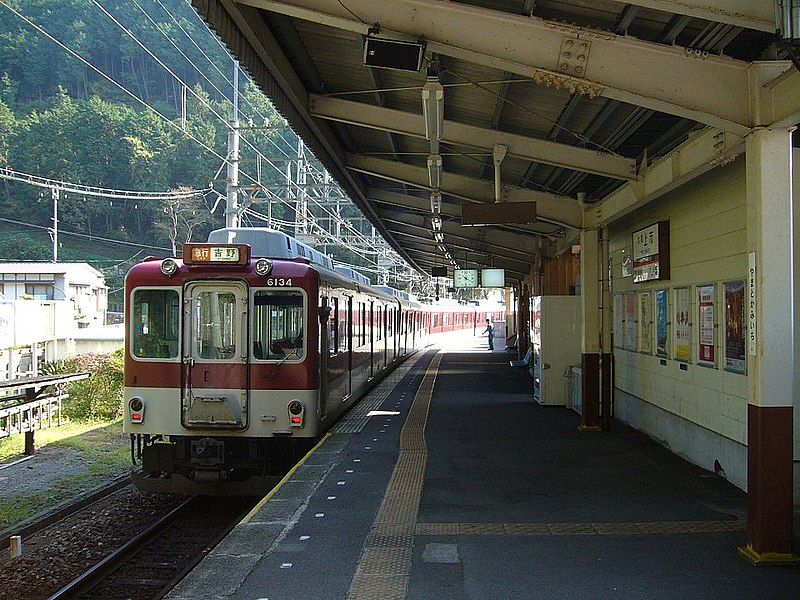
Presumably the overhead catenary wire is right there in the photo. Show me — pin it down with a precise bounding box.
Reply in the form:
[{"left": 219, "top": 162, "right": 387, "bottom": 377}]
[
  {"left": 0, "top": 166, "right": 210, "bottom": 201},
  {"left": 0, "top": 217, "right": 173, "bottom": 252}
]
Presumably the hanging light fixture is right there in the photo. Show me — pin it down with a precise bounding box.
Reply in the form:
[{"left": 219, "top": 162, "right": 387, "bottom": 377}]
[{"left": 421, "top": 78, "right": 444, "bottom": 141}]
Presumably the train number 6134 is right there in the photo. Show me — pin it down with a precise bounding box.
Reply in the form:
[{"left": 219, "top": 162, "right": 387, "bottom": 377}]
[{"left": 266, "top": 278, "right": 293, "bottom": 286}]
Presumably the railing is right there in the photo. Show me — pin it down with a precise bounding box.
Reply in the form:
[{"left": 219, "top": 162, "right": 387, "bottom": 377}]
[
  {"left": 0, "top": 372, "right": 90, "bottom": 454},
  {"left": 0, "top": 393, "right": 65, "bottom": 439}
]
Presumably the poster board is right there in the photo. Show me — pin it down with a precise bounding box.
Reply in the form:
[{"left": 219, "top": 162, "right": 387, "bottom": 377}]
[
  {"left": 624, "top": 292, "right": 637, "bottom": 351},
  {"left": 613, "top": 294, "right": 624, "bottom": 349},
  {"left": 723, "top": 281, "right": 746, "bottom": 374},
  {"left": 655, "top": 289, "right": 669, "bottom": 358},
  {"left": 697, "top": 284, "right": 716, "bottom": 367},
  {"left": 674, "top": 287, "right": 691, "bottom": 362},
  {"left": 638, "top": 291, "right": 652, "bottom": 354}
]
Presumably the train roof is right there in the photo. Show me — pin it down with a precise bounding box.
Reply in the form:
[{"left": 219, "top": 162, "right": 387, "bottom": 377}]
[{"left": 208, "top": 227, "right": 335, "bottom": 270}]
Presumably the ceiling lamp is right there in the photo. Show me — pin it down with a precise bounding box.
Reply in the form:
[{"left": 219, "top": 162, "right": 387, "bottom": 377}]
[
  {"left": 430, "top": 191, "right": 442, "bottom": 214},
  {"left": 427, "top": 154, "right": 442, "bottom": 189},
  {"left": 434, "top": 232, "right": 444, "bottom": 242},
  {"left": 421, "top": 79, "right": 444, "bottom": 141},
  {"left": 431, "top": 215, "right": 443, "bottom": 231}
]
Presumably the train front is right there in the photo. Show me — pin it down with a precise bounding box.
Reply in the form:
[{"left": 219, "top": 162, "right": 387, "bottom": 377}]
[{"left": 123, "top": 243, "right": 320, "bottom": 494}]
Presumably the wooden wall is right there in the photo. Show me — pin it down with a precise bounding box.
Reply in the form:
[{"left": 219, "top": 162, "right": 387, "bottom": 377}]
[{"left": 541, "top": 251, "right": 580, "bottom": 295}]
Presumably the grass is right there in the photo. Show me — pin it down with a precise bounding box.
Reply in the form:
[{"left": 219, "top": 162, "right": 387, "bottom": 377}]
[{"left": 0, "top": 420, "right": 130, "bottom": 529}]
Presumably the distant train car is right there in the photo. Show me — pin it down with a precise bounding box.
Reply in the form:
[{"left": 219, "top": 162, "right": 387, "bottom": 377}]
[{"left": 123, "top": 228, "right": 491, "bottom": 494}]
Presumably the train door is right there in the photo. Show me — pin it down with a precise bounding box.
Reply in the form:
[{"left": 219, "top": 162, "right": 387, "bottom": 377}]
[
  {"left": 346, "top": 296, "right": 353, "bottom": 400},
  {"left": 181, "top": 281, "right": 249, "bottom": 430}
]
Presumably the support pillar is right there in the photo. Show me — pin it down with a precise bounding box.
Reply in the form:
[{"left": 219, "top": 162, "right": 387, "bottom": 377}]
[
  {"left": 580, "top": 229, "right": 602, "bottom": 431},
  {"left": 600, "top": 226, "right": 614, "bottom": 427},
  {"left": 738, "top": 128, "right": 798, "bottom": 564}
]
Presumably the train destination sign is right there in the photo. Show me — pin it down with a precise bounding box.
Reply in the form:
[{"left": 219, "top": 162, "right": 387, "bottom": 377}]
[{"left": 183, "top": 243, "right": 251, "bottom": 265}]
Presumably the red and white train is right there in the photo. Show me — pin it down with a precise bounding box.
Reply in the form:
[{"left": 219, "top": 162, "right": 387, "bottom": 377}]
[{"left": 124, "top": 228, "right": 502, "bottom": 494}]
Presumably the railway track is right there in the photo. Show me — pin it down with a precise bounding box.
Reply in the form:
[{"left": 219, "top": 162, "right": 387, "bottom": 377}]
[
  {"left": 0, "top": 474, "right": 132, "bottom": 551},
  {"left": 47, "top": 495, "right": 257, "bottom": 600}
]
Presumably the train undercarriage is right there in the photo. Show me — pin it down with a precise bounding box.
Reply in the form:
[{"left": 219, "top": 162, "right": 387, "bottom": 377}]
[{"left": 130, "top": 434, "right": 315, "bottom": 495}]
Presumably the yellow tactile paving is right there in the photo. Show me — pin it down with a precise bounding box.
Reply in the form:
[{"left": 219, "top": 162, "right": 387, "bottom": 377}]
[
  {"left": 346, "top": 352, "right": 442, "bottom": 600},
  {"left": 414, "top": 520, "right": 746, "bottom": 537}
]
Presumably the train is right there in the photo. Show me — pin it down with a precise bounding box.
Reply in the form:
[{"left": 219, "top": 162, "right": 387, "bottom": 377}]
[{"left": 123, "top": 227, "right": 503, "bottom": 494}]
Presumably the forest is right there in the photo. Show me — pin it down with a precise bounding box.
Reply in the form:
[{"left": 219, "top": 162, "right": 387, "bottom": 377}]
[{"left": 0, "top": 0, "right": 370, "bottom": 293}]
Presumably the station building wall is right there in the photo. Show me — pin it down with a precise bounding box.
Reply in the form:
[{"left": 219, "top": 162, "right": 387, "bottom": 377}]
[{"left": 608, "top": 155, "right": 799, "bottom": 502}]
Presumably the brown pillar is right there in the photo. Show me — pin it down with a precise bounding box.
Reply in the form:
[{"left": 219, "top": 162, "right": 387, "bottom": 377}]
[{"left": 579, "top": 229, "right": 602, "bottom": 431}]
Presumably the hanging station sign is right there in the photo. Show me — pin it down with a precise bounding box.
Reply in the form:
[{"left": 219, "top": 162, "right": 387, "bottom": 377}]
[{"left": 632, "top": 221, "right": 670, "bottom": 283}]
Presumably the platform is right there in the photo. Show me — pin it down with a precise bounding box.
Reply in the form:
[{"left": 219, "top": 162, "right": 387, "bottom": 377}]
[{"left": 168, "top": 335, "right": 800, "bottom": 600}]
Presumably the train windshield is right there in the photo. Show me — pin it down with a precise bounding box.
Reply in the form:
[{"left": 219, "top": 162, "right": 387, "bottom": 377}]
[
  {"left": 131, "top": 289, "right": 180, "bottom": 359},
  {"left": 253, "top": 290, "right": 305, "bottom": 361}
]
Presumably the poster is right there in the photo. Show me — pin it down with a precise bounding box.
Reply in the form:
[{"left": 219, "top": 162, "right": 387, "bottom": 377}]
[
  {"left": 624, "top": 292, "right": 637, "bottom": 351},
  {"left": 656, "top": 289, "right": 668, "bottom": 358},
  {"left": 613, "top": 294, "right": 624, "bottom": 349},
  {"left": 674, "top": 287, "right": 691, "bottom": 362},
  {"left": 698, "top": 284, "right": 715, "bottom": 367},
  {"left": 639, "top": 292, "right": 652, "bottom": 354},
  {"left": 724, "top": 281, "right": 746, "bottom": 374}
]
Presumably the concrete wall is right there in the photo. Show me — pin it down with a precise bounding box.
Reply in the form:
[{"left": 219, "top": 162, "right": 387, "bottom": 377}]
[{"left": 608, "top": 158, "right": 762, "bottom": 494}]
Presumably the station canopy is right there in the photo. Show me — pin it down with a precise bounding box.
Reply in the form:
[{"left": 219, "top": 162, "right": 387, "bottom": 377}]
[{"left": 192, "top": 0, "right": 795, "bottom": 280}]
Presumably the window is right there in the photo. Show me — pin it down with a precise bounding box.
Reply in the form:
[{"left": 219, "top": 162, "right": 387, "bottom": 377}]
[
  {"left": 332, "top": 297, "right": 340, "bottom": 355},
  {"left": 193, "top": 290, "right": 238, "bottom": 360},
  {"left": 25, "top": 283, "right": 54, "bottom": 300},
  {"left": 252, "top": 290, "right": 305, "bottom": 361},
  {"left": 132, "top": 289, "right": 180, "bottom": 359},
  {"left": 360, "top": 302, "right": 366, "bottom": 347}
]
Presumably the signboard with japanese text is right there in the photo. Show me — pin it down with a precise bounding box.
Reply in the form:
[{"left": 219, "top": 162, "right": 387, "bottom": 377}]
[
  {"left": 698, "top": 284, "right": 716, "bottom": 367},
  {"left": 183, "top": 243, "right": 250, "bottom": 265},
  {"left": 632, "top": 221, "right": 670, "bottom": 283},
  {"left": 674, "top": 287, "right": 691, "bottom": 362},
  {"left": 747, "top": 252, "right": 757, "bottom": 356},
  {"left": 723, "top": 281, "right": 746, "bottom": 374}
]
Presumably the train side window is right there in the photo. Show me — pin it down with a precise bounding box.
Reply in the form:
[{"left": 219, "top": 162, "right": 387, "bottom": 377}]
[
  {"left": 252, "top": 290, "right": 305, "bottom": 361},
  {"left": 132, "top": 288, "right": 180, "bottom": 359},
  {"left": 360, "top": 302, "right": 366, "bottom": 347}
]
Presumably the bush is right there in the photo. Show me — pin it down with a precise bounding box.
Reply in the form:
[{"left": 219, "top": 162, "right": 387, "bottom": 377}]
[{"left": 42, "top": 349, "right": 124, "bottom": 421}]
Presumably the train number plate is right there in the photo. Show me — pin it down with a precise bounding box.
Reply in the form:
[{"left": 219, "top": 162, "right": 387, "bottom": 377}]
[{"left": 266, "top": 278, "right": 293, "bottom": 286}]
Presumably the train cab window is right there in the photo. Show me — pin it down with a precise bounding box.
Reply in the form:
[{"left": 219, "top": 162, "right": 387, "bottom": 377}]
[
  {"left": 132, "top": 289, "right": 179, "bottom": 359},
  {"left": 252, "top": 290, "right": 305, "bottom": 361},
  {"left": 194, "top": 290, "right": 239, "bottom": 360}
]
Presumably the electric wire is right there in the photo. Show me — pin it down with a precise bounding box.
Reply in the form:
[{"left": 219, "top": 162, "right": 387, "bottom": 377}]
[{"left": 0, "top": 217, "right": 172, "bottom": 251}]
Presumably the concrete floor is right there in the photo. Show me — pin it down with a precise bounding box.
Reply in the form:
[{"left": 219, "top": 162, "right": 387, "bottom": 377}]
[{"left": 169, "top": 334, "right": 800, "bottom": 599}]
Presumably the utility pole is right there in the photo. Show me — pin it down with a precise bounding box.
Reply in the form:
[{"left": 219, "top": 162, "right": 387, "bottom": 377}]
[
  {"left": 51, "top": 187, "right": 59, "bottom": 262},
  {"left": 225, "top": 60, "right": 241, "bottom": 228}
]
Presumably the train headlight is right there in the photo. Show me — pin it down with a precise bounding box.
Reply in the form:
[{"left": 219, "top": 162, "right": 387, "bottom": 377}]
[
  {"left": 288, "top": 400, "right": 304, "bottom": 428},
  {"left": 255, "top": 258, "right": 273, "bottom": 276},
  {"left": 129, "top": 397, "right": 146, "bottom": 424},
  {"left": 160, "top": 258, "right": 179, "bottom": 277}
]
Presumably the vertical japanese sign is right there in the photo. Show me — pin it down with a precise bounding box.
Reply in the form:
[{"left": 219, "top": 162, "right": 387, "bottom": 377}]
[
  {"left": 624, "top": 292, "right": 637, "bottom": 351},
  {"left": 613, "top": 294, "right": 623, "bottom": 349},
  {"left": 747, "top": 252, "right": 757, "bottom": 356},
  {"left": 723, "top": 281, "right": 746, "bottom": 374},
  {"left": 639, "top": 291, "right": 652, "bottom": 354},
  {"left": 656, "top": 289, "right": 668, "bottom": 358},
  {"left": 697, "top": 284, "right": 716, "bottom": 367},
  {"left": 674, "top": 287, "right": 691, "bottom": 362}
]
